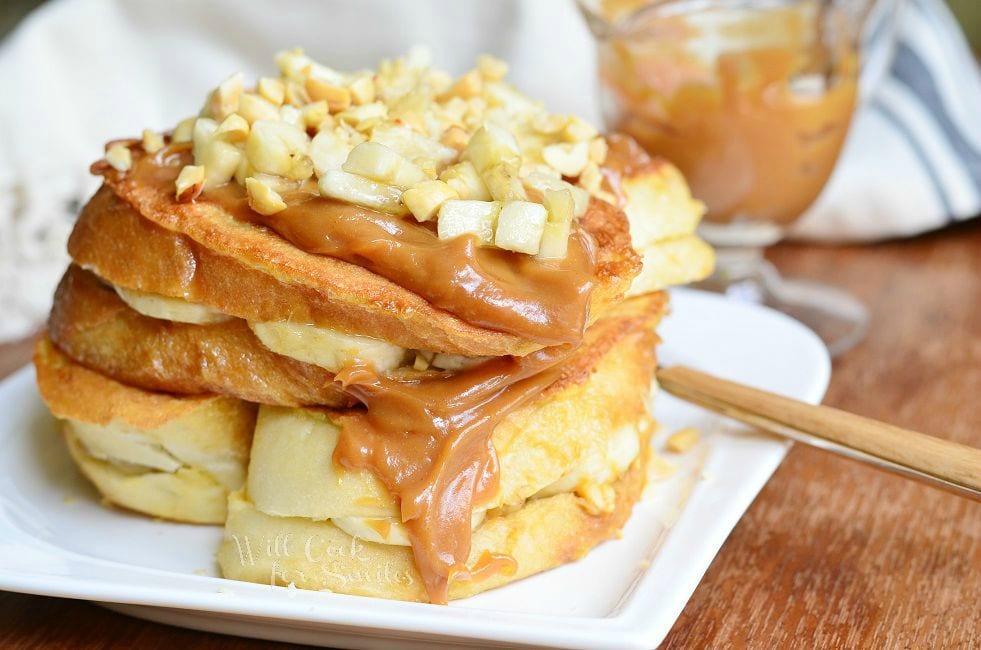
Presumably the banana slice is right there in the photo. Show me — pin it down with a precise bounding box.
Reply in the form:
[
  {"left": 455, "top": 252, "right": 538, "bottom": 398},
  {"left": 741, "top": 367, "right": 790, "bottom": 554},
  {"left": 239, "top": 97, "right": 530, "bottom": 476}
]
[
  {"left": 249, "top": 320, "right": 407, "bottom": 373},
  {"left": 69, "top": 420, "right": 183, "bottom": 474},
  {"left": 332, "top": 509, "right": 487, "bottom": 547},
  {"left": 247, "top": 406, "right": 399, "bottom": 520},
  {"left": 535, "top": 421, "right": 641, "bottom": 500},
  {"left": 115, "top": 285, "right": 231, "bottom": 325}
]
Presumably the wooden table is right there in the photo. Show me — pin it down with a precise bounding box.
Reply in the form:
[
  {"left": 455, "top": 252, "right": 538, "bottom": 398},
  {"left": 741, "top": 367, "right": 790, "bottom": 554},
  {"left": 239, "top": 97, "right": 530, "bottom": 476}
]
[{"left": 0, "top": 220, "right": 978, "bottom": 648}]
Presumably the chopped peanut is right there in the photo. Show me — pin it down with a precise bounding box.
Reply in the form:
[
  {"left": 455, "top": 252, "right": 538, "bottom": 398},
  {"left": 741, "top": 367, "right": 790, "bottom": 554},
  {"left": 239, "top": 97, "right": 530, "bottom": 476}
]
[
  {"left": 175, "top": 165, "right": 205, "bottom": 202},
  {"left": 245, "top": 177, "right": 287, "bottom": 215},
  {"left": 157, "top": 48, "right": 623, "bottom": 259},
  {"left": 257, "top": 77, "right": 286, "bottom": 106},
  {"left": 666, "top": 427, "right": 700, "bottom": 453},
  {"left": 208, "top": 72, "right": 244, "bottom": 121},
  {"left": 105, "top": 144, "right": 132, "bottom": 172},
  {"left": 141, "top": 129, "right": 164, "bottom": 154}
]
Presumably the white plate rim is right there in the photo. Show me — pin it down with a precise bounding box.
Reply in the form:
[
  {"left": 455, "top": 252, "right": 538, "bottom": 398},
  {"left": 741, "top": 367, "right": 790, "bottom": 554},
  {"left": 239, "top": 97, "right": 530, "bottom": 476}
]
[{"left": 0, "top": 288, "right": 830, "bottom": 649}]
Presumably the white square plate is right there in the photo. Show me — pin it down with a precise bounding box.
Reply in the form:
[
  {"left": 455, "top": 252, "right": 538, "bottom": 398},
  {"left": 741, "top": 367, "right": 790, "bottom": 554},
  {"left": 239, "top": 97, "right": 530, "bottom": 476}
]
[{"left": 0, "top": 289, "right": 829, "bottom": 649}]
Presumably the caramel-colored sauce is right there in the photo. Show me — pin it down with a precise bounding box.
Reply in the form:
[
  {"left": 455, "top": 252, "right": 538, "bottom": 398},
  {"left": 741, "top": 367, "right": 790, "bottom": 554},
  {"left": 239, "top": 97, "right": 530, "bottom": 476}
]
[
  {"left": 366, "top": 518, "right": 392, "bottom": 539},
  {"left": 130, "top": 147, "right": 598, "bottom": 345},
  {"left": 124, "top": 144, "right": 597, "bottom": 604},
  {"left": 332, "top": 344, "right": 573, "bottom": 603},
  {"left": 600, "top": 7, "right": 858, "bottom": 225},
  {"left": 466, "top": 550, "right": 519, "bottom": 583}
]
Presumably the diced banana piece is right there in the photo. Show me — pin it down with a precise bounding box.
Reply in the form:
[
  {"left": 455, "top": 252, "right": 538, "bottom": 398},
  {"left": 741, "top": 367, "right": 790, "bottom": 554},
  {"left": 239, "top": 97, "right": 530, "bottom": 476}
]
[
  {"left": 309, "top": 130, "right": 351, "bottom": 176},
  {"left": 370, "top": 124, "right": 457, "bottom": 165},
  {"left": 464, "top": 123, "right": 521, "bottom": 174},
  {"left": 437, "top": 200, "right": 501, "bottom": 245},
  {"left": 494, "top": 201, "right": 547, "bottom": 255},
  {"left": 342, "top": 142, "right": 426, "bottom": 189},
  {"left": 402, "top": 179, "right": 458, "bottom": 222},
  {"left": 536, "top": 189, "right": 574, "bottom": 259},
  {"left": 543, "top": 188, "right": 574, "bottom": 225},
  {"left": 200, "top": 138, "right": 244, "bottom": 189},
  {"left": 249, "top": 320, "right": 407, "bottom": 373},
  {"left": 192, "top": 118, "right": 218, "bottom": 159},
  {"left": 481, "top": 163, "right": 527, "bottom": 202},
  {"left": 114, "top": 286, "right": 231, "bottom": 325},
  {"left": 248, "top": 406, "right": 399, "bottom": 520},
  {"left": 523, "top": 171, "right": 589, "bottom": 217},
  {"left": 537, "top": 220, "right": 572, "bottom": 260},
  {"left": 542, "top": 141, "right": 589, "bottom": 177},
  {"left": 318, "top": 169, "right": 407, "bottom": 215},
  {"left": 246, "top": 120, "right": 310, "bottom": 177},
  {"left": 439, "top": 161, "right": 491, "bottom": 200}
]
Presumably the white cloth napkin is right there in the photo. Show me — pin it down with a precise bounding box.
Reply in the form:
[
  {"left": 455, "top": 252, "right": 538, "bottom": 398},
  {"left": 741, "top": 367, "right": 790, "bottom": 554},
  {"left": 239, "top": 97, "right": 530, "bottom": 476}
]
[{"left": 0, "top": 0, "right": 978, "bottom": 342}]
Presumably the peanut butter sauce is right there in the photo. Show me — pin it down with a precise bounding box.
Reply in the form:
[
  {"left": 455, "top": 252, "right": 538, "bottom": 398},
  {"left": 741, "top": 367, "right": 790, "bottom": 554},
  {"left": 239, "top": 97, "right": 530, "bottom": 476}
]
[
  {"left": 332, "top": 344, "right": 574, "bottom": 603},
  {"left": 124, "top": 144, "right": 605, "bottom": 604},
  {"left": 130, "top": 146, "right": 598, "bottom": 345},
  {"left": 599, "top": 6, "right": 858, "bottom": 225}
]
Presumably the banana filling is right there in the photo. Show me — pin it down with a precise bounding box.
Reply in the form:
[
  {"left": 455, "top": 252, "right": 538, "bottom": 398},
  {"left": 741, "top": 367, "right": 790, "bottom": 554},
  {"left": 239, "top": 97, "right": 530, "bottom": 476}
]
[
  {"left": 66, "top": 417, "right": 245, "bottom": 490},
  {"left": 111, "top": 282, "right": 487, "bottom": 373},
  {"left": 114, "top": 285, "right": 232, "bottom": 325},
  {"left": 246, "top": 405, "right": 643, "bottom": 546},
  {"left": 249, "top": 320, "right": 408, "bottom": 373}
]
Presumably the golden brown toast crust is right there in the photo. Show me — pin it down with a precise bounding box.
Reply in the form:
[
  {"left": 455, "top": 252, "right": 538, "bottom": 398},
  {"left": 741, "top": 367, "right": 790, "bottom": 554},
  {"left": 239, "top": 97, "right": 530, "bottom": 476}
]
[
  {"left": 90, "top": 155, "right": 640, "bottom": 356},
  {"left": 35, "top": 336, "right": 233, "bottom": 428},
  {"left": 218, "top": 434, "right": 649, "bottom": 601},
  {"left": 48, "top": 265, "right": 667, "bottom": 409},
  {"left": 48, "top": 266, "right": 355, "bottom": 407}
]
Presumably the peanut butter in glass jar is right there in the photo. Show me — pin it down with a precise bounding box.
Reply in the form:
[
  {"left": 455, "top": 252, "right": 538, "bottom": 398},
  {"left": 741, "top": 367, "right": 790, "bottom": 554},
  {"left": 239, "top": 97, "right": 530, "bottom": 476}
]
[{"left": 597, "top": 1, "right": 859, "bottom": 227}]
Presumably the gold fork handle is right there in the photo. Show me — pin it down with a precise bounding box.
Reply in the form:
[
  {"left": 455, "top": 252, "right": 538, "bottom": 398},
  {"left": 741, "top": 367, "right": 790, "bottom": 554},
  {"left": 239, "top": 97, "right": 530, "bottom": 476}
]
[{"left": 656, "top": 365, "right": 981, "bottom": 501}]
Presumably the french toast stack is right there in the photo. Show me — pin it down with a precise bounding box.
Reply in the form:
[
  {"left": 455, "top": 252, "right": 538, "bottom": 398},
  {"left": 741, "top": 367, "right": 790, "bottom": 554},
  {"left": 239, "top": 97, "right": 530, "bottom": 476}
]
[{"left": 35, "top": 49, "right": 712, "bottom": 603}]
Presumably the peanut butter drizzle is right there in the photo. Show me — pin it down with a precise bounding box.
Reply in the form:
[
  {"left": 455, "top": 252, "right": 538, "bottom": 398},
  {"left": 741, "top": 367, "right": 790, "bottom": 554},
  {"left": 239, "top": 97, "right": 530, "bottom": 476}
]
[
  {"left": 600, "top": 8, "right": 858, "bottom": 225},
  {"left": 125, "top": 144, "right": 597, "bottom": 604},
  {"left": 129, "top": 146, "right": 598, "bottom": 345},
  {"left": 332, "top": 344, "right": 575, "bottom": 603}
]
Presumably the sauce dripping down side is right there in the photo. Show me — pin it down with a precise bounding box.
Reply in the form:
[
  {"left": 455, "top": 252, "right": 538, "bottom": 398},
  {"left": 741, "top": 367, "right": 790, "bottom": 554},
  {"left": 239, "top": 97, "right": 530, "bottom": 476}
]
[
  {"left": 129, "top": 147, "right": 599, "bottom": 345},
  {"left": 332, "top": 344, "right": 575, "bottom": 603},
  {"left": 124, "top": 145, "right": 595, "bottom": 603}
]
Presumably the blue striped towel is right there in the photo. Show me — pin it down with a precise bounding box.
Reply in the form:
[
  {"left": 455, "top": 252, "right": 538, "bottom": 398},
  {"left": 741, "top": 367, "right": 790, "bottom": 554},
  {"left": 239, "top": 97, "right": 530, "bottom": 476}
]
[{"left": 792, "top": 0, "right": 981, "bottom": 241}]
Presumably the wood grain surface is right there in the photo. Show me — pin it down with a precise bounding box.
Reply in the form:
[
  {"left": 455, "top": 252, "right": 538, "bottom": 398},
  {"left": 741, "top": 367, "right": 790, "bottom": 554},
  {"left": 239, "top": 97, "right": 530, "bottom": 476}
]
[{"left": 0, "top": 220, "right": 978, "bottom": 648}]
